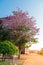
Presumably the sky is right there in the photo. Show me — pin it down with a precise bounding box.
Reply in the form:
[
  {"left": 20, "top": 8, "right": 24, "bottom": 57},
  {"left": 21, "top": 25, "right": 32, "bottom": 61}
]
[{"left": 0, "top": 0, "right": 43, "bottom": 50}]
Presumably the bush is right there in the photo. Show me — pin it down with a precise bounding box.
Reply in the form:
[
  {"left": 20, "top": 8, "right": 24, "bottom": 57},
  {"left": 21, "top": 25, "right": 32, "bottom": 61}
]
[{"left": 0, "top": 40, "right": 19, "bottom": 57}]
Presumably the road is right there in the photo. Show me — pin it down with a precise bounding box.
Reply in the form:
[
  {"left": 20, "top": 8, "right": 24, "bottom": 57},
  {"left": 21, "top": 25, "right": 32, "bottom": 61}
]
[{"left": 20, "top": 53, "right": 43, "bottom": 65}]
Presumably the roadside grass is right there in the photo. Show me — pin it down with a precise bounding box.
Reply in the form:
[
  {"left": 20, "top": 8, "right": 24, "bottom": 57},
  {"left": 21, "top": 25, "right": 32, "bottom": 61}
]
[
  {"left": 0, "top": 61, "right": 11, "bottom": 65},
  {"left": 0, "top": 61, "right": 23, "bottom": 65}
]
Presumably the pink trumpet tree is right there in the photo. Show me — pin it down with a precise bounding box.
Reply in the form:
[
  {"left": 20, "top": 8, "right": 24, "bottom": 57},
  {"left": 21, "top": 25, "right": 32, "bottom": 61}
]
[{"left": 1, "top": 9, "right": 39, "bottom": 58}]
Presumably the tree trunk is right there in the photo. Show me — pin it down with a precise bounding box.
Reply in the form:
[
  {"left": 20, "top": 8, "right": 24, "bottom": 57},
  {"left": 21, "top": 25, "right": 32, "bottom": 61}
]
[
  {"left": 2, "top": 54, "right": 5, "bottom": 61},
  {"left": 18, "top": 46, "right": 21, "bottom": 59},
  {"left": 21, "top": 47, "right": 25, "bottom": 54}
]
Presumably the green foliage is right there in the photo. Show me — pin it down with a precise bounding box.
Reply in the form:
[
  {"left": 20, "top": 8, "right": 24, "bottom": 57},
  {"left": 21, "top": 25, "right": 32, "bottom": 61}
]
[
  {"left": 0, "top": 30, "right": 10, "bottom": 41},
  {"left": 0, "top": 20, "right": 10, "bottom": 41},
  {"left": 0, "top": 40, "right": 19, "bottom": 56},
  {"left": 25, "top": 44, "right": 31, "bottom": 48},
  {"left": 0, "top": 61, "right": 11, "bottom": 65}
]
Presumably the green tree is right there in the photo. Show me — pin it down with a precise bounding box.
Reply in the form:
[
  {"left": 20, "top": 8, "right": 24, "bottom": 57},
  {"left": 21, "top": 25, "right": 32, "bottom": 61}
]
[
  {"left": 0, "top": 40, "right": 19, "bottom": 60},
  {"left": 0, "top": 20, "right": 10, "bottom": 41},
  {"left": 0, "top": 9, "right": 39, "bottom": 59}
]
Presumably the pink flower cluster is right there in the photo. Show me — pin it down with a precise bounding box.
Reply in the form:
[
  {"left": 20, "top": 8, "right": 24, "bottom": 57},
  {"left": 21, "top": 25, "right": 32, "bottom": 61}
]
[{"left": 0, "top": 9, "right": 39, "bottom": 39}]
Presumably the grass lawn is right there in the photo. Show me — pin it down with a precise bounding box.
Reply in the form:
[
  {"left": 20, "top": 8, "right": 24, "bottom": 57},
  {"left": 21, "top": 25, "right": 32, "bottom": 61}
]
[
  {"left": 0, "top": 61, "right": 23, "bottom": 65},
  {"left": 0, "top": 61, "right": 11, "bottom": 65}
]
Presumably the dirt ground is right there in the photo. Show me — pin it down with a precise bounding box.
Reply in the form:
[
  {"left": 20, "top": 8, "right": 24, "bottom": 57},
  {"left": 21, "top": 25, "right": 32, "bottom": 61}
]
[{"left": 20, "top": 53, "right": 43, "bottom": 65}]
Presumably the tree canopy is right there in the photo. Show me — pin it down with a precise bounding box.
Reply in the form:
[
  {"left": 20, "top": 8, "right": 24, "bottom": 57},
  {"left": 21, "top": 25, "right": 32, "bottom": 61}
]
[
  {"left": 0, "top": 40, "right": 19, "bottom": 56},
  {"left": 0, "top": 9, "right": 39, "bottom": 58},
  {"left": 1, "top": 9, "right": 39, "bottom": 45}
]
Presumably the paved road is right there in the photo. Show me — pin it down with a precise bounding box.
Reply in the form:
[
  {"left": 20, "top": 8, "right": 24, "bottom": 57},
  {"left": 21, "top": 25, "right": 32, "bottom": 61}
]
[{"left": 20, "top": 53, "right": 43, "bottom": 65}]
